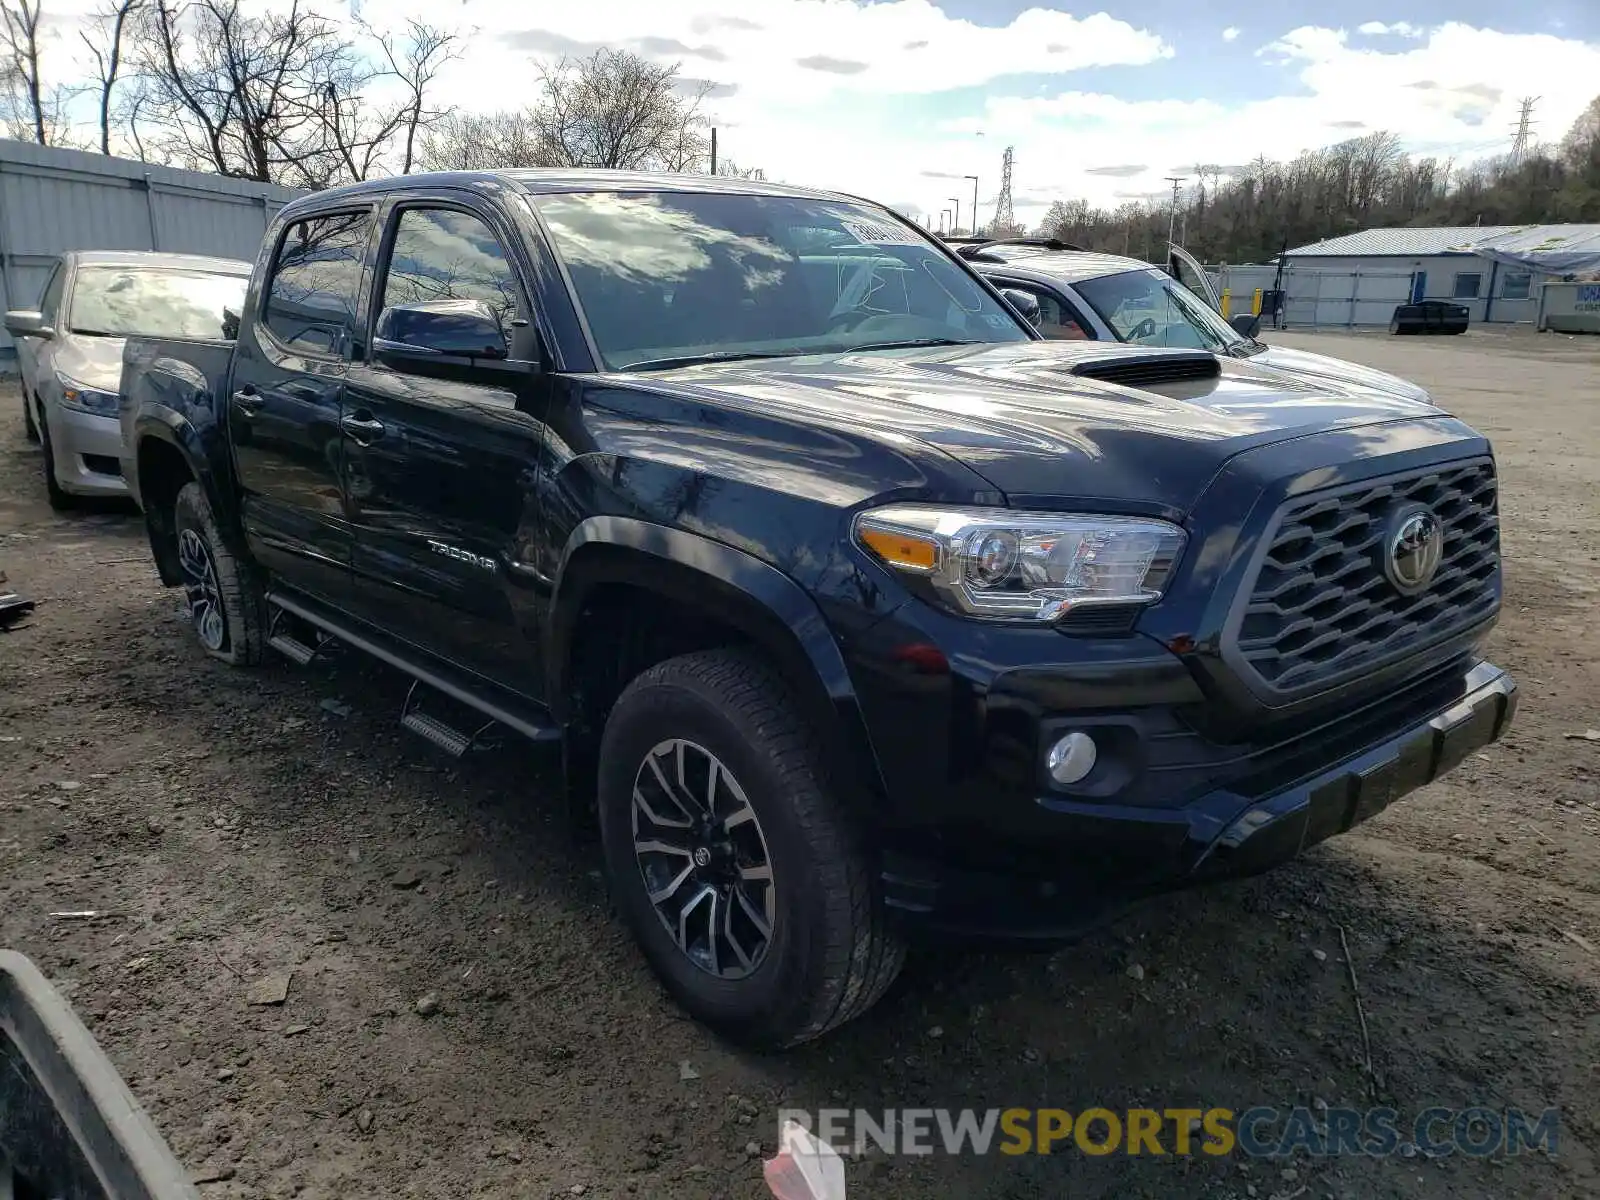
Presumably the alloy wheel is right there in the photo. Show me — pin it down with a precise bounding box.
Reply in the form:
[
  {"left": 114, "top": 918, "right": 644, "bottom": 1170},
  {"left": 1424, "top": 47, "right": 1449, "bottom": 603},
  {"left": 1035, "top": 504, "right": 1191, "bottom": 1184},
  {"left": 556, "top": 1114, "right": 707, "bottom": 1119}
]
[
  {"left": 177, "top": 528, "right": 227, "bottom": 651},
  {"left": 631, "top": 738, "right": 776, "bottom": 979}
]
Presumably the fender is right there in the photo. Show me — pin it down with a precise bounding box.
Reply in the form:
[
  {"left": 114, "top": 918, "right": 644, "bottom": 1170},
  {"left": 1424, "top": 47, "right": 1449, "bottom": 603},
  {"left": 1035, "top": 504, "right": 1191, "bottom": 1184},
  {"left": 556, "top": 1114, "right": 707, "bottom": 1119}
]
[{"left": 548, "top": 516, "right": 891, "bottom": 805}]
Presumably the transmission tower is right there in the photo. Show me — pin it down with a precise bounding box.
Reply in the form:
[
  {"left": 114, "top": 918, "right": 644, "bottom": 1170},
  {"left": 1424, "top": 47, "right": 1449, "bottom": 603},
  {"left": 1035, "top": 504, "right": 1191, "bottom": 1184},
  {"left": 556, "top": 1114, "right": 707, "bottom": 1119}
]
[
  {"left": 993, "top": 147, "right": 1015, "bottom": 235},
  {"left": 1510, "top": 96, "right": 1538, "bottom": 165}
]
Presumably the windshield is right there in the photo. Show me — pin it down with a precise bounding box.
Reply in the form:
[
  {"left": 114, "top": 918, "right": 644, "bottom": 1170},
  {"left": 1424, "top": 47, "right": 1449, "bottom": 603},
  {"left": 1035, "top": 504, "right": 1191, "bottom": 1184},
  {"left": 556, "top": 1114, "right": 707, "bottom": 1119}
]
[
  {"left": 533, "top": 190, "right": 1031, "bottom": 370},
  {"left": 70, "top": 267, "right": 248, "bottom": 340},
  {"left": 1075, "top": 268, "right": 1251, "bottom": 353}
]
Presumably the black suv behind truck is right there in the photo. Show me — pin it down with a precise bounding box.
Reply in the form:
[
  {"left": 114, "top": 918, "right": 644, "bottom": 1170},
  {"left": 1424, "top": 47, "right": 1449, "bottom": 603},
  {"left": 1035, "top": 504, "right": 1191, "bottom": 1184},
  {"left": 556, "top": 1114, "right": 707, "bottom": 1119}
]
[{"left": 122, "top": 170, "right": 1516, "bottom": 1046}]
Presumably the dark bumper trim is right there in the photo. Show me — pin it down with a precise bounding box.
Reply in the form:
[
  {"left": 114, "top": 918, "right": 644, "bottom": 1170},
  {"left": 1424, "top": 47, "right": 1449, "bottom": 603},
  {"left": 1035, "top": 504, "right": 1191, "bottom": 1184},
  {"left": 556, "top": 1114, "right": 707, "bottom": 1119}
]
[{"left": 883, "top": 661, "right": 1516, "bottom": 938}]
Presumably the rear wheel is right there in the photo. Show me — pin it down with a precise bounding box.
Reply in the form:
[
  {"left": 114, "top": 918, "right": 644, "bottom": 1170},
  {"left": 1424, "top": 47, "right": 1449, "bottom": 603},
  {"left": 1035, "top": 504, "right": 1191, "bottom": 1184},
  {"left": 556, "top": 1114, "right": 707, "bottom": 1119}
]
[
  {"left": 598, "top": 649, "right": 904, "bottom": 1047},
  {"left": 173, "top": 481, "right": 266, "bottom": 665}
]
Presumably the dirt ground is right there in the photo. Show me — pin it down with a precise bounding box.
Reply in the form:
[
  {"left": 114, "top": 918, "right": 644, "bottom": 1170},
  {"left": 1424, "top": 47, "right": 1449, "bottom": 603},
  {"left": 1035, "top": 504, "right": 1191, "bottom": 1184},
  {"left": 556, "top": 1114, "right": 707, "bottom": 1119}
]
[{"left": 2, "top": 328, "right": 1598, "bottom": 1200}]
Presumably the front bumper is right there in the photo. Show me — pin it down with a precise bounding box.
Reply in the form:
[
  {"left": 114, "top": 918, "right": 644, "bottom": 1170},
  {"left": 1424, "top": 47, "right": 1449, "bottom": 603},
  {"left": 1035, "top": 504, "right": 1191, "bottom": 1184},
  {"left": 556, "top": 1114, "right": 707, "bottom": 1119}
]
[
  {"left": 881, "top": 660, "right": 1516, "bottom": 939},
  {"left": 46, "top": 404, "right": 127, "bottom": 497}
]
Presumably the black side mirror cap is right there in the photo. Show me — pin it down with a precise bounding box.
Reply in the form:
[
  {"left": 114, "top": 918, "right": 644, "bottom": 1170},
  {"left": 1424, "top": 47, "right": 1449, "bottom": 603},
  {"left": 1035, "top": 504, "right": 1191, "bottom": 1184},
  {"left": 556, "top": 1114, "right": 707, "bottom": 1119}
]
[
  {"left": 1229, "top": 313, "right": 1262, "bottom": 338},
  {"left": 373, "top": 299, "right": 510, "bottom": 365},
  {"left": 1000, "top": 288, "right": 1043, "bottom": 330}
]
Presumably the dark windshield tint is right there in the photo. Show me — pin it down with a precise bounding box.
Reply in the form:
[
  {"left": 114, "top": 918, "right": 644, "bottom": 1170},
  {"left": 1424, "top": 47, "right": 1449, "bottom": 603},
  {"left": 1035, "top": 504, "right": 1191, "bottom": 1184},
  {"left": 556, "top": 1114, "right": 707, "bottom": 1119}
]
[
  {"left": 69, "top": 267, "right": 248, "bottom": 340},
  {"left": 1075, "top": 269, "right": 1245, "bottom": 352},
  {"left": 533, "top": 191, "right": 1029, "bottom": 370}
]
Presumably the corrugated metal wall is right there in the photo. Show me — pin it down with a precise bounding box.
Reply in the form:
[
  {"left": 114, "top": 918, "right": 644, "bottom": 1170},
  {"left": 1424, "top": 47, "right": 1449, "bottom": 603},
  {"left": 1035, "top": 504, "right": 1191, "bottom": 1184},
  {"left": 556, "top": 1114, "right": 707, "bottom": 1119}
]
[{"left": 0, "top": 139, "right": 303, "bottom": 361}]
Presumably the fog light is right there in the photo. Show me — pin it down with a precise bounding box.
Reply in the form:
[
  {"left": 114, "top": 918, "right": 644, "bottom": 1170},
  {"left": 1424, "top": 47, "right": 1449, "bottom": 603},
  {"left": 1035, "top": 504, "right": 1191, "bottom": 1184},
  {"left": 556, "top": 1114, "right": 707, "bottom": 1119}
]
[{"left": 1046, "top": 731, "right": 1098, "bottom": 785}]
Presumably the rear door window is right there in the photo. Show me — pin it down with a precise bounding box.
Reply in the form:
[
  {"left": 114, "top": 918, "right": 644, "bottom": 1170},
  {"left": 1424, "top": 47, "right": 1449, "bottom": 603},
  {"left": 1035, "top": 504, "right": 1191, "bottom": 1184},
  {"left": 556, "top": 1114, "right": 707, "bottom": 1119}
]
[{"left": 263, "top": 212, "right": 372, "bottom": 356}]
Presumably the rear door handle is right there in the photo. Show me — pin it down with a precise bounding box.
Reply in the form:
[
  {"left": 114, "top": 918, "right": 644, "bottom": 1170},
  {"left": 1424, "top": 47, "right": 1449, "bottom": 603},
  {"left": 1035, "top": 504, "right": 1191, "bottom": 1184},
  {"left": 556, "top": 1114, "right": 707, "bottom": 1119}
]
[
  {"left": 232, "top": 388, "right": 263, "bottom": 416},
  {"left": 340, "top": 413, "right": 386, "bottom": 444}
]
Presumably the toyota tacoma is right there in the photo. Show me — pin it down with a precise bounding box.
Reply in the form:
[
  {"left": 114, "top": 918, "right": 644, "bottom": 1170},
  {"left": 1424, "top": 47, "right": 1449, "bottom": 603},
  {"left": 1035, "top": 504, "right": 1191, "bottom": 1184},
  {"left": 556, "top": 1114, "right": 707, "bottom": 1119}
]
[{"left": 121, "top": 171, "right": 1515, "bottom": 1046}]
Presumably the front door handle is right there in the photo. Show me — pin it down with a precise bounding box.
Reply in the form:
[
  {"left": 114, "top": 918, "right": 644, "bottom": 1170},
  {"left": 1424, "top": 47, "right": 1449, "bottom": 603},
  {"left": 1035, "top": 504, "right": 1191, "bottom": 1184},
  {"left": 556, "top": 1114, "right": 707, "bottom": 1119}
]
[
  {"left": 340, "top": 413, "right": 386, "bottom": 444},
  {"left": 232, "top": 388, "right": 263, "bottom": 416}
]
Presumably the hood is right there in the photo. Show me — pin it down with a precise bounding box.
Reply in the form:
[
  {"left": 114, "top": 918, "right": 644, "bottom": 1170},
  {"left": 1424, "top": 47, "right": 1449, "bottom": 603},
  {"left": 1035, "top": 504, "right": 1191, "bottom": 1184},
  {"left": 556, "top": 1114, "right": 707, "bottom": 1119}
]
[
  {"left": 53, "top": 333, "right": 127, "bottom": 393},
  {"left": 1248, "top": 343, "right": 1432, "bottom": 405},
  {"left": 634, "top": 341, "right": 1449, "bottom": 514}
]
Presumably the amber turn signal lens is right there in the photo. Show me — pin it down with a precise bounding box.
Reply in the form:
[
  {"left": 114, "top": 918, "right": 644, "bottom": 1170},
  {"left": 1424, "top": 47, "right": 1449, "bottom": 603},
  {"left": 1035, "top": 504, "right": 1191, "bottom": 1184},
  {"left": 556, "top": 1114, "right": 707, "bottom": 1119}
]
[{"left": 858, "top": 526, "right": 938, "bottom": 572}]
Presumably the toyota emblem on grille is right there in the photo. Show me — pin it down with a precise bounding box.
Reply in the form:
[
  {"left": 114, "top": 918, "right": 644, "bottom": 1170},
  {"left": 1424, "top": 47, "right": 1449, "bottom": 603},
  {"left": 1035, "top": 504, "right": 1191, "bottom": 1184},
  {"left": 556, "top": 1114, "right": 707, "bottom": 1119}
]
[{"left": 1383, "top": 505, "right": 1444, "bottom": 594}]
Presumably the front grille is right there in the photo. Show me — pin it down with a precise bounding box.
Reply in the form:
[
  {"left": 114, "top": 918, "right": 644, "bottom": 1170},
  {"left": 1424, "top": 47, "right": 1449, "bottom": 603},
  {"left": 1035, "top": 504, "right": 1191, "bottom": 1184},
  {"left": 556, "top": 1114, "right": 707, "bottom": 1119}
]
[{"left": 1232, "top": 459, "right": 1500, "bottom": 693}]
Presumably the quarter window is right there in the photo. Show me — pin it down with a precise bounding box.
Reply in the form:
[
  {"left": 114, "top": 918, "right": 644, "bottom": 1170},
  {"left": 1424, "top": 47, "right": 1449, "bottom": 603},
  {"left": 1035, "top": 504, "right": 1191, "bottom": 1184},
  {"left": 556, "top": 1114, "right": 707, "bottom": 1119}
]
[
  {"left": 378, "top": 207, "right": 521, "bottom": 354},
  {"left": 264, "top": 212, "right": 371, "bottom": 356},
  {"left": 1452, "top": 273, "right": 1482, "bottom": 300}
]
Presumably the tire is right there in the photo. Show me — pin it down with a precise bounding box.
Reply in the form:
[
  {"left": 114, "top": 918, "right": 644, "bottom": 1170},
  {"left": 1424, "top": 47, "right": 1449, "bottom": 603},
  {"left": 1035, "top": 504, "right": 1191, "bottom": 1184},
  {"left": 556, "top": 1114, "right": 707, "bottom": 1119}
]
[
  {"left": 172, "top": 481, "right": 267, "bottom": 666},
  {"left": 37, "top": 408, "right": 76, "bottom": 511},
  {"left": 22, "top": 391, "right": 39, "bottom": 443},
  {"left": 598, "top": 649, "right": 904, "bottom": 1047}
]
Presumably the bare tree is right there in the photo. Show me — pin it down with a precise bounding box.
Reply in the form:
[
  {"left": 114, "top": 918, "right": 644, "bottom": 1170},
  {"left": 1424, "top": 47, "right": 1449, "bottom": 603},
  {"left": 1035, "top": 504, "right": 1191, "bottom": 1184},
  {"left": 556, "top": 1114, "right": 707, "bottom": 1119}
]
[
  {"left": 1, "top": 0, "right": 50, "bottom": 143},
  {"left": 80, "top": 0, "right": 144, "bottom": 153},
  {"left": 415, "top": 109, "right": 542, "bottom": 172},
  {"left": 133, "top": 0, "right": 365, "bottom": 185},
  {"left": 360, "top": 17, "right": 460, "bottom": 174},
  {"left": 532, "top": 49, "right": 709, "bottom": 171}
]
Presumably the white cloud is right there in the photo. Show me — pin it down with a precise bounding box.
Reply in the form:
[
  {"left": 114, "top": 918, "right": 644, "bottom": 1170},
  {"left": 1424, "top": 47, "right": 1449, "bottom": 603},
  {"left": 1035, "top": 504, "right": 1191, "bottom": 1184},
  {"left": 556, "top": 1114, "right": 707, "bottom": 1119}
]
[
  {"left": 19, "top": 4, "right": 1600, "bottom": 235},
  {"left": 1358, "top": 21, "right": 1426, "bottom": 38}
]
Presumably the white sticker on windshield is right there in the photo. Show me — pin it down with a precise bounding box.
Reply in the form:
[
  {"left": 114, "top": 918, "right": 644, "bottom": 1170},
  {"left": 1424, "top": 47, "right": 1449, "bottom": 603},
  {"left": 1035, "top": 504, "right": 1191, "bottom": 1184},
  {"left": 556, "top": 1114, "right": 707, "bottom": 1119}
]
[{"left": 840, "top": 218, "right": 923, "bottom": 247}]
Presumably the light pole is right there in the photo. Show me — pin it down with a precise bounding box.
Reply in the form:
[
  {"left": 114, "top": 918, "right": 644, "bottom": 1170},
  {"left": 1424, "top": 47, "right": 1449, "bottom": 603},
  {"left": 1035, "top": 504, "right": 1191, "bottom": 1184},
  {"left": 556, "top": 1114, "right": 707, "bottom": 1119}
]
[
  {"left": 963, "top": 175, "right": 979, "bottom": 236},
  {"left": 948, "top": 197, "right": 961, "bottom": 235},
  {"left": 1164, "top": 175, "right": 1187, "bottom": 246}
]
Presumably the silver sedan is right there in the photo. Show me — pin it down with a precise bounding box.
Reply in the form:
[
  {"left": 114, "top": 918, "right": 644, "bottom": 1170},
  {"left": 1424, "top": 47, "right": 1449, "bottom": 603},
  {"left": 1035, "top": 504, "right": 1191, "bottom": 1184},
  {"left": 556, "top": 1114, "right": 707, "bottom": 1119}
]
[{"left": 6, "top": 251, "right": 249, "bottom": 509}]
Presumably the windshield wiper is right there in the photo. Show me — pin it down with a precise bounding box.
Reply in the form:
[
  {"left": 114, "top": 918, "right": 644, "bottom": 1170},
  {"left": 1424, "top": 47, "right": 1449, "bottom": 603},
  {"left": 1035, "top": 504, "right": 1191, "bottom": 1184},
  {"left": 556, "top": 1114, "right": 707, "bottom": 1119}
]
[
  {"left": 841, "top": 337, "right": 979, "bottom": 352},
  {"left": 620, "top": 349, "right": 814, "bottom": 372}
]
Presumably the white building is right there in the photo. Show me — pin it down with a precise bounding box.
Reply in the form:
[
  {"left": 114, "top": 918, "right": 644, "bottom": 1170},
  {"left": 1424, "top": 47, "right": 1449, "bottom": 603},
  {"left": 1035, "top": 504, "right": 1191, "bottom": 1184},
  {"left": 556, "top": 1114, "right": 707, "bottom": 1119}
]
[{"left": 1282, "top": 224, "right": 1600, "bottom": 326}]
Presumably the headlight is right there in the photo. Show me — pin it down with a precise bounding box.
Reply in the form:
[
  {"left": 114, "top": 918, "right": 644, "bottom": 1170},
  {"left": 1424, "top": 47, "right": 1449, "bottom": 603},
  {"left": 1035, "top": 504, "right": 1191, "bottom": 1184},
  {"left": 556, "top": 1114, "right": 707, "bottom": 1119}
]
[
  {"left": 853, "top": 505, "right": 1186, "bottom": 622},
  {"left": 58, "top": 377, "right": 121, "bottom": 416}
]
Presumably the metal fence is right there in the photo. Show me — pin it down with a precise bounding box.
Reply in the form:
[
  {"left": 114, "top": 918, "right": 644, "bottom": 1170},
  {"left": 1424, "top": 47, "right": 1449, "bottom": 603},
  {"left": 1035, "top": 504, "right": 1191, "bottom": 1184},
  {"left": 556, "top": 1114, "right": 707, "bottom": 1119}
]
[
  {"left": 1209, "top": 264, "right": 1416, "bottom": 329},
  {"left": 0, "top": 139, "right": 303, "bottom": 364}
]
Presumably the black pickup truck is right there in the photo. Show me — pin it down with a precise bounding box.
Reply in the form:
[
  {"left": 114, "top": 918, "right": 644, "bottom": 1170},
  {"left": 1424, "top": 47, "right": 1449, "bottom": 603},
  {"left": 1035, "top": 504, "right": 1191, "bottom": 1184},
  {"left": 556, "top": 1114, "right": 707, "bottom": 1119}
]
[{"left": 121, "top": 170, "right": 1515, "bottom": 1046}]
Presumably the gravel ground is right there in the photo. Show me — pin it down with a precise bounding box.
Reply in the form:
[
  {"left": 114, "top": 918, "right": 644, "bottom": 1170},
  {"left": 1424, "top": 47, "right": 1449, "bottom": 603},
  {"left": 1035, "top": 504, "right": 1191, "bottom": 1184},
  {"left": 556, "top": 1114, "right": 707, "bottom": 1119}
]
[{"left": 2, "top": 329, "right": 1598, "bottom": 1200}]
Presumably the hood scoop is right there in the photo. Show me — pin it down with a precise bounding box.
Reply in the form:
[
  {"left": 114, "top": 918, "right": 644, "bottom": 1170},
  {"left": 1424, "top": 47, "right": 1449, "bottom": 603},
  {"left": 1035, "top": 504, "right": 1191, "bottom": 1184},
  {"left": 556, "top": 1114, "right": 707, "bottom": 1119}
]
[{"left": 1069, "top": 350, "right": 1221, "bottom": 390}]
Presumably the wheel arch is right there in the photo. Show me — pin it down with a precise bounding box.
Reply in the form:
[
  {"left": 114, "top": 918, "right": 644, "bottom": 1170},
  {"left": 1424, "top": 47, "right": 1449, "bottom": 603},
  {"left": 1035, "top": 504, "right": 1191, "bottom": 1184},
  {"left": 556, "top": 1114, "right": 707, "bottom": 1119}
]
[
  {"left": 548, "top": 517, "right": 890, "bottom": 813},
  {"left": 134, "top": 418, "right": 230, "bottom": 587}
]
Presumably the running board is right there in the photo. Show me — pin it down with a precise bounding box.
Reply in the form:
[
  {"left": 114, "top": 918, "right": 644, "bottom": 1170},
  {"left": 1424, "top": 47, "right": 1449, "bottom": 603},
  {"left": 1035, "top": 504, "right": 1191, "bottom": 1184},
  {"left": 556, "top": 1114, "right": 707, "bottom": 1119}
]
[
  {"left": 267, "top": 606, "right": 336, "bottom": 666},
  {"left": 264, "top": 590, "right": 560, "bottom": 746}
]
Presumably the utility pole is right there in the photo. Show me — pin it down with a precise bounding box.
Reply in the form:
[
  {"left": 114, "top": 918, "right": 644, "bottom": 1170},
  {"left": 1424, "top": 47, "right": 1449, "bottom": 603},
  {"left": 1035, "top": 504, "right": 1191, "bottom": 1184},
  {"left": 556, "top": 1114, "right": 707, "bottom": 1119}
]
[
  {"left": 710, "top": 127, "right": 718, "bottom": 175},
  {"left": 963, "top": 174, "right": 979, "bottom": 237},
  {"left": 1509, "top": 97, "right": 1538, "bottom": 165},
  {"left": 993, "top": 147, "right": 1015, "bottom": 235},
  {"left": 948, "top": 197, "right": 961, "bottom": 235},
  {"left": 1164, "top": 175, "right": 1187, "bottom": 246}
]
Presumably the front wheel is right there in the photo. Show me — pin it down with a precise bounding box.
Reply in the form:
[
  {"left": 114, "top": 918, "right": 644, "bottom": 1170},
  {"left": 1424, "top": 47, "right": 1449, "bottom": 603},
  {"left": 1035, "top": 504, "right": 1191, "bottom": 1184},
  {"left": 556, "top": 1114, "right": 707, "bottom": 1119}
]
[
  {"left": 22, "top": 392, "right": 39, "bottom": 443},
  {"left": 37, "top": 409, "right": 76, "bottom": 511},
  {"left": 598, "top": 649, "right": 904, "bottom": 1047},
  {"left": 173, "top": 481, "right": 267, "bottom": 665}
]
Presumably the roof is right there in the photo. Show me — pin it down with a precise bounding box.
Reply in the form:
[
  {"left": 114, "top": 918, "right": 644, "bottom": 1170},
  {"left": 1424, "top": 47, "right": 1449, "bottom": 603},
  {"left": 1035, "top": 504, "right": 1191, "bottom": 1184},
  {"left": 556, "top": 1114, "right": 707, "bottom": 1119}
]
[
  {"left": 1286, "top": 224, "right": 1600, "bottom": 258},
  {"left": 67, "top": 250, "right": 251, "bottom": 272},
  {"left": 302, "top": 168, "right": 851, "bottom": 211},
  {"left": 963, "top": 244, "right": 1154, "bottom": 283}
]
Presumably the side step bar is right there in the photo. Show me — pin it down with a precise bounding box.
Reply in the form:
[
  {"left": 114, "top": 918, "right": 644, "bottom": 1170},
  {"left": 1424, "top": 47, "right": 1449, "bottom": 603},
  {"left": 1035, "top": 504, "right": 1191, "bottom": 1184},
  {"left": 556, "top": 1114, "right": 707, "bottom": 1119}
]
[{"left": 265, "top": 590, "right": 560, "bottom": 747}]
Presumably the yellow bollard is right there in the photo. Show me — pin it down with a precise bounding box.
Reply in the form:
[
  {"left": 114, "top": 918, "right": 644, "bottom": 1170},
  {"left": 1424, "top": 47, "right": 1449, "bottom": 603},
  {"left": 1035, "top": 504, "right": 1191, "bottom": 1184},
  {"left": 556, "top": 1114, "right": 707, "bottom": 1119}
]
[
  {"left": 1221, "top": 289, "right": 1231, "bottom": 319},
  {"left": 1252, "top": 288, "right": 1263, "bottom": 316}
]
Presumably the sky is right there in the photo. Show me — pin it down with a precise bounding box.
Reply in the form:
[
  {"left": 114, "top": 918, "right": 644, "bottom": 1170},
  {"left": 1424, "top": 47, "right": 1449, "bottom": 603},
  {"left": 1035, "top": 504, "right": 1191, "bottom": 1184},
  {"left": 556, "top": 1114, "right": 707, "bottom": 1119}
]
[{"left": 29, "top": 0, "right": 1600, "bottom": 232}]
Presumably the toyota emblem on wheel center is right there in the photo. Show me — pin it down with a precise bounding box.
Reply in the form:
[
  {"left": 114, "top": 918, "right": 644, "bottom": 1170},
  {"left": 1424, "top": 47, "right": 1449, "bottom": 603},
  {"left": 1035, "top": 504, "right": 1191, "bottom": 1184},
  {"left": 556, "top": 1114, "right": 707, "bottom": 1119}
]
[{"left": 1383, "top": 505, "right": 1445, "bottom": 594}]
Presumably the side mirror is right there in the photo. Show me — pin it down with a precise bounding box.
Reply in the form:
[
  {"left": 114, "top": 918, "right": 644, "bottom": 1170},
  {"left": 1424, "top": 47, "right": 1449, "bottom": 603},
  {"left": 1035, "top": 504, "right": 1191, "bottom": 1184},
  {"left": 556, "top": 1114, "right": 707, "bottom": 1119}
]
[
  {"left": 1229, "top": 313, "right": 1262, "bottom": 339},
  {"left": 1, "top": 950, "right": 198, "bottom": 1199},
  {"left": 373, "top": 299, "right": 509, "bottom": 366},
  {"left": 5, "top": 309, "right": 53, "bottom": 340},
  {"left": 1000, "top": 288, "right": 1042, "bottom": 330}
]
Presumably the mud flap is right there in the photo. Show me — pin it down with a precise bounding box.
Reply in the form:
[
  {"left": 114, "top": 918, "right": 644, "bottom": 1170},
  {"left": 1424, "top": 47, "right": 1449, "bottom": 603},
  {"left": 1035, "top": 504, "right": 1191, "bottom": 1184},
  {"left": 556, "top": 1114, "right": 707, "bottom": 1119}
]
[{"left": 0, "top": 951, "right": 196, "bottom": 1200}]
